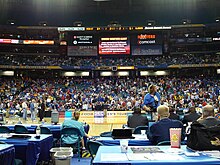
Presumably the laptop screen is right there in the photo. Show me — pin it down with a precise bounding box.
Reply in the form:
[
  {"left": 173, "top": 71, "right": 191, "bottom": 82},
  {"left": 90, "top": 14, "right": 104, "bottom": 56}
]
[{"left": 112, "top": 128, "right": 134, "bottom": 139}]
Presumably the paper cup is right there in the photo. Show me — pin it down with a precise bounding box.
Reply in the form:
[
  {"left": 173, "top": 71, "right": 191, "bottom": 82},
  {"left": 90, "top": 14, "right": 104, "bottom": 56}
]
[
  {"left": 141, "top": 130, "right": 146, "bottom": 135},
  {"left": 120, "top": 140, "right": 128, "bottom": 153},
  {"left": 170, "top": 128, "right": 181, "bottom": 148}
]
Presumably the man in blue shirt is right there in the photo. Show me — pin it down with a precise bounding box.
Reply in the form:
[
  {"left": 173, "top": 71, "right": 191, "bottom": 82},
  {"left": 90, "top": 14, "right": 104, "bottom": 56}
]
[
  {"left": 62, "top": 111, "right": 90, "bottom": 149},
  {"left": 143, "top": 85, "right": 161, "bottom": 112},
  {"left": 143, "top": 84, "right": 161, "bottom": 120},
  {"left": 148, "top": 105, "right": 184, "bottom": 145}
]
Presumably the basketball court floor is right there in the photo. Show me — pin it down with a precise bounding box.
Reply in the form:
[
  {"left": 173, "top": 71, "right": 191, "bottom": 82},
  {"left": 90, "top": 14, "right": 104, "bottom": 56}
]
[{"left": 5, "top": 115, "right": 127, "bottom": 136}]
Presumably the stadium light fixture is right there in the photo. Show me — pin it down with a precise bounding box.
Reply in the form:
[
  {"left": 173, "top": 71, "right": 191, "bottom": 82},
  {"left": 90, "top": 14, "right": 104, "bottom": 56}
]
[
  {"left": 117, "top": 71, "right": 129, "bottom": 76},
  {"left": 74, "top": 21, "right": 83, "bottom": 27},
  {"left": 64, "top": 72, "right": 75, "bottom": 76},
  {"left": 108, "top": 21, "right": 121, "bottom": 27},
  {"left": 39, "top": 21, "right": 48, "bottom": 26},
  {"left": 147, "top": 20, "right": 156, "bottom": 26},
  {"left": 216, "top": 17, "right": 220, "bottom": 23},
  {"left": 7, "top": 20, "right": 15, "bottom": 25},
  {"left": 182, "top": 19, "right": 191, "bottom": 25},
  {"left": 94, "top": 0, "right": 110, "bottom": 1},
  {"left": 100, "top": 71, "right": 113, "bottom": 76}
]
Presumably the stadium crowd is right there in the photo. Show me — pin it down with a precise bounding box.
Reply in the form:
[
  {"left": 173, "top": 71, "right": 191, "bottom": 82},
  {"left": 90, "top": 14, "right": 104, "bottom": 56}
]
[
  {"left": 0, "top": 76, "right": 219, "bottom": 120},
  {"left": 0, "top": 54, "right": 219, "bottom": 66}
]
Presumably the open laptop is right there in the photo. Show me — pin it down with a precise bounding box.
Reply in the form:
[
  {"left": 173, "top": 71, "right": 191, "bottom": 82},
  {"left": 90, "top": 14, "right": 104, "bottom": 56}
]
[{"left": 112, "top": 128, "right": 135, "bottom": 139}]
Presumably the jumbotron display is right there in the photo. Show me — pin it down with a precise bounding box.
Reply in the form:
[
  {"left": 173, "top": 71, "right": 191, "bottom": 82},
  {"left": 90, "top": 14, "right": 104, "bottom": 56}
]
[
  {"left": 131, "top": 34, "right": 163, "bottom": 55},
  {"left": 67, "top": 32, "right": 98, "bottom": 56},
  {"left": 99, "top": 37, "right": 130, "bottom": 55}
]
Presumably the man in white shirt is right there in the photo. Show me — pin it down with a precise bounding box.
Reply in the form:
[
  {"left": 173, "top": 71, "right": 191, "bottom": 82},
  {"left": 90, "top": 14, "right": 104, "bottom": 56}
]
[{"left": 22, "top": 99, "right": 28, "bottom": 121}]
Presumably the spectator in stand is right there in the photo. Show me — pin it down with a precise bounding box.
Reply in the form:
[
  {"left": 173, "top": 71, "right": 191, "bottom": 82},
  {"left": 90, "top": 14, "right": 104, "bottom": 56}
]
[
  {"left": 168, "top": 106, "right": 180, "bottom": 120},
  {"left": 215, "top": 107, "right": 220, "bottom": 120},
  {"left": 182, "top": 106, "right": 201, "bottom": 125},
  {"left": 127, "top": 107, "right": 149, "bottom": 128}
]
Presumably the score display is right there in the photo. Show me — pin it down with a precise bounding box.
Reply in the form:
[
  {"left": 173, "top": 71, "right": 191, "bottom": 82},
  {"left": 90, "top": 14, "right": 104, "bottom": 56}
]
[{"left": 99, "top": 37, "right": 130, "bottom": 55}]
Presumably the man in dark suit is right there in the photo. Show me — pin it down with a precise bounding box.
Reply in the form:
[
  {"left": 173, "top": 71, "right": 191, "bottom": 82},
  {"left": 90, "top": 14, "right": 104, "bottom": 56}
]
[
  {"left": 127, "top": 107, "right": 148, "bottom": 128},
  {"left": 148, "top": 105, "right": 184, "bottom": 145},
  {"left": 168, "top": 106, "right": 180, "bottom": 120},
  {"left": 182, "top": 106, "right": 201, "bottom": 125},
  {"left": 198, "top": 105, "right": 220, "bottom": 127}
]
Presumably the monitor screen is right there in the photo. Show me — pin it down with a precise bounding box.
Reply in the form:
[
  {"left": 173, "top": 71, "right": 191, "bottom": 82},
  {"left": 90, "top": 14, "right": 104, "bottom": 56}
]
[{"left": 99, "top": 36, "right": 130, "bottom": 55}]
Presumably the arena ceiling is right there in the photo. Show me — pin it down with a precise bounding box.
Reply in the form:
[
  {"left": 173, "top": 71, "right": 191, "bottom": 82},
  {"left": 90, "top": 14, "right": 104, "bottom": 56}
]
[{"left": 0, "top": 0, "right": 219, "bottom": 26}]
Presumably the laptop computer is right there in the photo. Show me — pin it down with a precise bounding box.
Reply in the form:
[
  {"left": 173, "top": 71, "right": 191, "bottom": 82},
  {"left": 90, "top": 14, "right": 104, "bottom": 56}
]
[{"left": 112, "top": 128, "right": 135, "bottom": 139}]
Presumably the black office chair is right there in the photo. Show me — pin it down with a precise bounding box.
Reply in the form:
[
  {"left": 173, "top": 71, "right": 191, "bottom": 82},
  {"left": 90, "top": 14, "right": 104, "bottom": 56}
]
[
  {"left": 133, "top": 126, "right": 148, "bottom": 134},
  {"left": 61, "top": 127, "right": 82, "bottom": 161},
  {"left": 40, "top": 126, "right": 58, "bottom": 146},
  {"left": 14, "top": 125, "right": 28, "bottom": 134},
  {"left": 0, "top": 126, "right": 10, "bottom": 133},
  {"left": 87, "top": 140, "right": 103, "bottom": 165},
  {"left": 0, "top": 141, "right": 23, "bottom": 165}
]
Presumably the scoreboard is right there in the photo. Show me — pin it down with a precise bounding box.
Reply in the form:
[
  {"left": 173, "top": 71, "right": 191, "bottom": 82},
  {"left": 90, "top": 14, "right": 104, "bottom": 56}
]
[{"left": 58, "top": 26, "right": 170, "bottom": 57}]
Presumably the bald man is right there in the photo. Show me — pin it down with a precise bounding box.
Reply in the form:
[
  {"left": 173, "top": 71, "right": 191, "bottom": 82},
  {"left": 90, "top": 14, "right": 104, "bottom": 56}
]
[
  {"left": 148, "top": 105, "right": 184, "bottom": 145},
  {"left": 198, "top": 105, "right": 220, "bottom": 127}
]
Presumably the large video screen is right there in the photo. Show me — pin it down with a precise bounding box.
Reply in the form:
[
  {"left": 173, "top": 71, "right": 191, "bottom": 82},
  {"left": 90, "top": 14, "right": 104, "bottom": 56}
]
[
  {"left": 131, "top": 34, "right": 163, "bottom": 55},
  {"left": 132, "top": 45, "right": 162, "bottom": 55},
  {"left": 99, "top": 37, "right": 130, "bottom": 55},
  {"left": 68, "top": 46, "right": 97, "bottom": 56},
  {"left": 67, "top": 33, "right": 98, "bottom": 56}
]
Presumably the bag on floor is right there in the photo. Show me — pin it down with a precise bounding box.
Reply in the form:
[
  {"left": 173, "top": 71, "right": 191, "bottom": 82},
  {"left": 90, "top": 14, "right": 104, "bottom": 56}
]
[{"left": 187, "top": 121, "right": 220, "bottom": 150}]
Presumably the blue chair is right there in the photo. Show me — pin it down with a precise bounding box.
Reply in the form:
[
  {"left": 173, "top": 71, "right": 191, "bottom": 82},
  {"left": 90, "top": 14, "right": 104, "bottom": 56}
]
[
  {"left": 61, "top": 127, "right": 82, "bottom": 161},
  {"left": 133, "top": 126, "right": 148, "bottom": 134},
  {"left": 0, "top": 126, "right": 10, "bottom": 133},
  {"left": 87, "top": 140, "right": 103, "bottom": 164},
  {"left": 14, "top": 125, "right": 28, "bottom": 134},
  {"left": 40, "top": 126, "right": 58, "bottom": 146}
]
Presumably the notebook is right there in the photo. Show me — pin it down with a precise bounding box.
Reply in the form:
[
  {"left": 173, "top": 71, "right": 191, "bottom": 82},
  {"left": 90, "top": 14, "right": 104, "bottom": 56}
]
[{"left": 112, "top": 128, "right": 134, "bottom": 139}]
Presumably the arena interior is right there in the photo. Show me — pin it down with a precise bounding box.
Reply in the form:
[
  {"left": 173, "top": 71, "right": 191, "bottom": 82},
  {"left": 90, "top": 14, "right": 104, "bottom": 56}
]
[{"left": 0, "top": 0, "right": 220, "bottom": 165}]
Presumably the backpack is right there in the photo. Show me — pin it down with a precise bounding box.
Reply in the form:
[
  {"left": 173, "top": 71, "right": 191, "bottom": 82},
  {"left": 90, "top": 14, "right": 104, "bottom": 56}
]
[{"left": 187, "top": 121, "right": 220, "bottom": 150}]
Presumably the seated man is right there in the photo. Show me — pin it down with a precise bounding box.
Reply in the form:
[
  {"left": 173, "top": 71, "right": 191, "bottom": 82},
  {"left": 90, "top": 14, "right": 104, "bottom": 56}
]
[
  {"left": 182, "top": 106, "right": 201, "bottom": 125},
  {"left": 62, "top": 110, "right": 90, "bottom": 149},
  {"left": 198, "top": 105, "right": 220, "bottom": 127},
  {"left": 168, "top": 106, "right": 180, "bottom": 120},
  {"left": 148, "top": 105, "right": 184, "bottom": 145},
  {"left": 127, "top": 107, "right": 148, "bottom": 128}
]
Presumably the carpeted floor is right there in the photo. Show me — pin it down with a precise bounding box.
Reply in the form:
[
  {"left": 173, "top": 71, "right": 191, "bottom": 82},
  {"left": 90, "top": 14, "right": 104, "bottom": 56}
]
[{"left": 71, "top": 158, "right": 91, "bottom": 165}]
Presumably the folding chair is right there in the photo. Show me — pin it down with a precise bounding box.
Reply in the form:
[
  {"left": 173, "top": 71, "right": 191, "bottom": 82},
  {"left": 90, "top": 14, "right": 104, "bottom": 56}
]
[
  {"left": 87, "top": 140, "right": 103, "bottom": 165},
  {"left": 133, "top": 126, "right": 148, "bottom": 134},
  {"left": 61, "top": 127, "right": 81, "bottom": 161},
  {"left": 14, "top": 125, "right": 28, "bottom": 134}
]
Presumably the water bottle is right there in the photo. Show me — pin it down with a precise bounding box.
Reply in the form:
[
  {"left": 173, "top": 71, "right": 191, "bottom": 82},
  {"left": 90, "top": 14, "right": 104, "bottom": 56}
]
[{"left": 36, "top": 125, "right": 41, "bottom": 139}]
